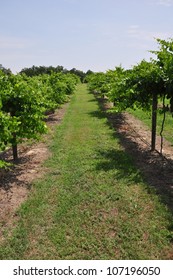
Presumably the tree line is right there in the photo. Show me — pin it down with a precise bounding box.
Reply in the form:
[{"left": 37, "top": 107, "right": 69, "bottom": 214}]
[{"left": 19, "top": 65, "right": 93, "bottom": 83}]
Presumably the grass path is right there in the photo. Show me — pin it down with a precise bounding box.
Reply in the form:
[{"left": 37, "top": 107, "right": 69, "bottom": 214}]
[{"left": 0, "top": 84, "right": 172, "bottom": 259}]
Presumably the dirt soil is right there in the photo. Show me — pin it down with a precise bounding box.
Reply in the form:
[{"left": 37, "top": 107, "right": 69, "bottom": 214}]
[{"left": 0, "top": 104, "right": 68, "bottom": 239}]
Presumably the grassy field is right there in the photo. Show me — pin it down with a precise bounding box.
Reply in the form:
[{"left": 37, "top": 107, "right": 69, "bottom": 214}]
[{"left": 0, "top": 84, "right": 173, "bottom": 259}]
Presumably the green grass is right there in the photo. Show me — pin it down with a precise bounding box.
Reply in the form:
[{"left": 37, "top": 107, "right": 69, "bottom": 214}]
[
  {"left": 127, "top": 106, "right": 173, "bottom": 145},
  {"left": 0, "top": 84, "right": 173, "bottom": 259}
]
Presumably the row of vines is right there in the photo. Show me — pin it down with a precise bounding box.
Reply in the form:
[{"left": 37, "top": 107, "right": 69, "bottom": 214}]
[
  {"left": 87, "top": 38, "right": 173, "bottom": 153},
  {"left": 0, "top": 70, "right": 79, "bottom": 165}
]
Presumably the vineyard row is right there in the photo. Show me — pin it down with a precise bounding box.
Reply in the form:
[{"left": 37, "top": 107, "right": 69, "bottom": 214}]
[
  {"left": 87, "top": 38, "right": 173, "bottom": 153},
  {"left": 0, "top": 70, "right": 79, "bottom": 165}
]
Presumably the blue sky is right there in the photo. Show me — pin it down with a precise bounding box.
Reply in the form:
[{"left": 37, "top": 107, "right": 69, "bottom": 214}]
[{"left": 0, "top": 0, "right": 173, "bottom": 73}]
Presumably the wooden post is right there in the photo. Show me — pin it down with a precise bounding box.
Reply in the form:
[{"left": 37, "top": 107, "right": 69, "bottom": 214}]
[
  {"left": 151, "top": 93, "right": 158, "bottom": 151},
  {"left": 12, "top": 133, "right": 18, "bottom": 161},
  {"left": 10, "top": 110, "right": 18, "bottom": 162}
]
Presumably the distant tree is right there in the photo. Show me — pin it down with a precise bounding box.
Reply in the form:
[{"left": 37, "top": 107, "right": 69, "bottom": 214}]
[
  {"left": 69, "top": 68, "right": 86, "bottom": 82},
  {"left": 86, "top": 69, "right": 94, "bottom": 75},
  {"left": 0, "top": 64, "right": 12, "bottom": 75},
  {"left": 84, "top": 70, "right": 95, "bottom": 83},
  {"left": 19, "top": 65, "right": 94, "bottom": 83},
  {"left": 20, "top": 65, "right": 65, "bottom": 76}
]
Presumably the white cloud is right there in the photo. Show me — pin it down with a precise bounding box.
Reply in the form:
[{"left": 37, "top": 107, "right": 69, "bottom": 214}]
[
  {"left": 127, "top": 25, "right": 140, "bottom": 38},
  {"left": 157, "top": 0, "right": 173, "bottom": 6},
  {"left": 127, "top": 25, "right": 172, "bottom": 42}
]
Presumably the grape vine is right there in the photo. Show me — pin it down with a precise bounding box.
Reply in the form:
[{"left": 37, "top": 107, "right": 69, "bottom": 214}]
[
  {"left": 0, "top": 70, "right": 78, "bottom": 162},
  {"left": 87, "top": 38, "right": 173, "bottom": 153}
]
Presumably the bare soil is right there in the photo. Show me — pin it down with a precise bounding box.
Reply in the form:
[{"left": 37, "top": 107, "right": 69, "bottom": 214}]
[{"left": 0, "top": 104, "right": 68, "bottom": 239}]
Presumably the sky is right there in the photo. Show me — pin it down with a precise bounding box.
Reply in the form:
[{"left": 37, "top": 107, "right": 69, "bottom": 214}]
[{"left": 0, "top": 0, "right": 173, "bottom": 73}]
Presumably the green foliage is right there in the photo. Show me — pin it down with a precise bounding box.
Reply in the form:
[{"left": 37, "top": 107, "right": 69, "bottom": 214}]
[
  {"left": 20, "top": 65, "right": 65, "bottom": 76},
  {"left": 87, "top": 38, "right": 173, "bottom": 114},
  {"left": 128, "top": 60, "right": 165, "bottom": 109},
  {"left": 19, "top": 65, "right": 88, "bottom": 83},
  {"left": 151, "top": 38, "right": 173, "bottom": 85},
  {"left": 0, "top": 70, "right": 77, "bottom": 160},
  {"left": 0, "top": 160, "right": 11, "bottom": 169},
  {"left": 47, "top": 72, "right": 77, "bottom": 104},
  {"left": 151, "top": 38, "right": 173, "bottom": 112},
  {"left": 87, "top": 71, "right": 111, "bottom": 96},
  {"left": 0, "top": 64, "right": 11, "bottom": 75},
  {"left": 88, "top": 61, "right": 166, "bottom": 112},
  {"left": 87, "top": 38, "right": 173, "bottom": 151},
  {"left": 1, "top": 74, "right": 47, "bottom": 142}
]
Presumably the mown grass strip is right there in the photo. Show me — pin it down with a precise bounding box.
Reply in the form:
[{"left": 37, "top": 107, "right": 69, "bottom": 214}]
[{"left": 0, "top": 84, "right": 173, "bottom": 260}]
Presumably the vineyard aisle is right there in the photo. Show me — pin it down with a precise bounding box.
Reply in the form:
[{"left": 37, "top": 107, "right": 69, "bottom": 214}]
[{"left": 0, "top": 84, "right": 173, "bottom": 259}]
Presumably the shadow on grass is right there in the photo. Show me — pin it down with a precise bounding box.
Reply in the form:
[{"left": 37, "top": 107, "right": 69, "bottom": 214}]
[
  {"left": 89, "top": 94, "right": 173, "bottom": 214},
  {"left": 88, "top": 110, "right": 106, "bottom": 120},
  {"left": 95, "top": 148, "right": 143, "bottom": 185}
]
